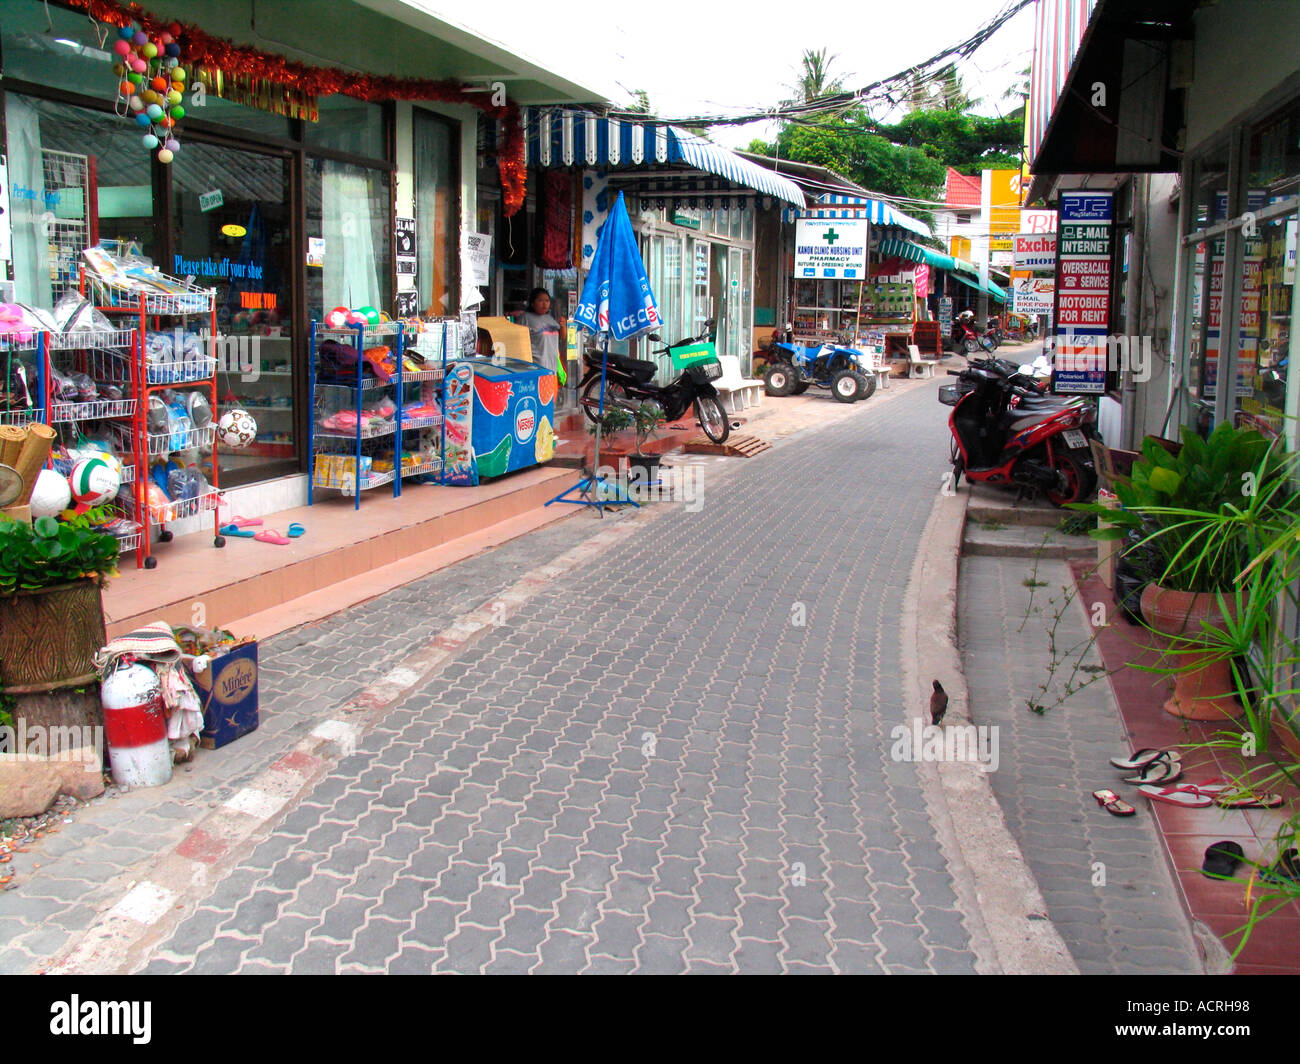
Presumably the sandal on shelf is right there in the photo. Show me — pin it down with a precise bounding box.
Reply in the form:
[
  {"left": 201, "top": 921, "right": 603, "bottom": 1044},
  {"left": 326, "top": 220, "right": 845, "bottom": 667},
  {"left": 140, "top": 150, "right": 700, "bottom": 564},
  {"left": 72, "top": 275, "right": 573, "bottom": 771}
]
[
  {"left": 1110, "top": 748, "right": 1181, "bottom": 771},
  {"left": 253, "top": 529, "right": 291, "bottom": 545},
  {"left": 1122, "top": 759, "right": 1183, "bottom": 785},
  {"left": 1093, "top": 789, "right": 1136, "bottom": 817},
  {"left": 1202, "top": 841, "right": 1245, "bottom": 879},
  {"left": 1138, "top": 784, "right": 1214, "bottom": 808},
  {"left": 218, "top": 524, "right": 256, "bottom": 538}
]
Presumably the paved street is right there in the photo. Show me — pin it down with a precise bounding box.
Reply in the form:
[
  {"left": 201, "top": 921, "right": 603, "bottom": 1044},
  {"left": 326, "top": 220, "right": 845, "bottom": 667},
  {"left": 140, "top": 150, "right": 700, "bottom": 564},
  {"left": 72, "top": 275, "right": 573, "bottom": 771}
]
[{"left": 131, "top": 382, "right": 985, "bottom": 974}]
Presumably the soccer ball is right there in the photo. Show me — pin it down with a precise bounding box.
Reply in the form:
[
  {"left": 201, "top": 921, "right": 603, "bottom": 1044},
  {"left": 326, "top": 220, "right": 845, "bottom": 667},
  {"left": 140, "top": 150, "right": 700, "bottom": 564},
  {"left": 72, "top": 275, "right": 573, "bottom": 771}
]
[
  {"left": 217, "top": 409, "right": 257, "bottom": 448},
  {"left": 69, "top": 456, "right": 121, "bottom": 512},
  {"left": 30, "top": 469, "right": 72, "bottom": 518}
]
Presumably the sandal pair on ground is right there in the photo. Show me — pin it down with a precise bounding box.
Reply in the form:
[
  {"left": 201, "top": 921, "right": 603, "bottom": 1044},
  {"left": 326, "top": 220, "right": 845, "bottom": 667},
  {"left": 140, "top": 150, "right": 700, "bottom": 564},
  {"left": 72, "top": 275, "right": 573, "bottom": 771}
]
[
  {"left": 219, "top": 515, "right": 305, "bottom": 544},
  {"left": 1094, "top": 748, "right": 1283, "bottom": 815},
  {"left": 1202, "top": 842, "right": 1300, "bottom": 884},
  {"left": 1093, "top": 748, "right": 1183, "bottom": 816}
]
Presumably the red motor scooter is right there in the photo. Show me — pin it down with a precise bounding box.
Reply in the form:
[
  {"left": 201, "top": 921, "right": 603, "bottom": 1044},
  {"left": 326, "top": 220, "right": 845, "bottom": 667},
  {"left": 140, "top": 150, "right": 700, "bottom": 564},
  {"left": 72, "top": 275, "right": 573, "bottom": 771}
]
[{"left": 938, "top": 360, "right": 1098, "bottom": 505}]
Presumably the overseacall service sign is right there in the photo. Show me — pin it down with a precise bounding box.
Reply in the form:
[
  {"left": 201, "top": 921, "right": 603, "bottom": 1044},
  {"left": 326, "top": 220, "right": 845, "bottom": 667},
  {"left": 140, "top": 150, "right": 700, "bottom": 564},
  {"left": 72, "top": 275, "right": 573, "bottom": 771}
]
[{"left": 795, "top": 219, "right": 868, "bottom": 279}]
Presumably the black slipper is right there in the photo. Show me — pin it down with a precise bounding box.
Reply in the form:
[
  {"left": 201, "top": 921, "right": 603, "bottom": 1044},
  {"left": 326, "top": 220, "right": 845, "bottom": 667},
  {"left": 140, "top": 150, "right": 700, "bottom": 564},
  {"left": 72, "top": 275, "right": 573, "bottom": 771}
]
[
  {"left": 1261, "top": 848, "right": 1300, "bottom": 885},
  {"left": 1202, "top": 841, "right": 1244, "bottom": 879}
]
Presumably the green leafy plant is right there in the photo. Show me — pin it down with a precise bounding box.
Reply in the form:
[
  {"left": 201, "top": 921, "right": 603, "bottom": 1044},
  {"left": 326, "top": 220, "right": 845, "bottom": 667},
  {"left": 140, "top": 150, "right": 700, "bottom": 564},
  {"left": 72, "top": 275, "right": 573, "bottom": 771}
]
[
  {"left": 632, "top": 401, "right": 666, "bottom": 457},
  {"left": 586, "top": 405, "right": 634, "bottom": 439},
  {"left": 1071, "top": 423, "right": 1294, "bottom": 592},
  {"left": 0, "top": 508, "right": 119, "bottom": 596}
]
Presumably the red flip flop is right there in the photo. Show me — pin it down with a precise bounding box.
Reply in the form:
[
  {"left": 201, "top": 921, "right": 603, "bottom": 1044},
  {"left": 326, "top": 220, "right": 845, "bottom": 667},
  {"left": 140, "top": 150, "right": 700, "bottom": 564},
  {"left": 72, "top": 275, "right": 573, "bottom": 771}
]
[
  {"left": 1138, "top": 784, "right": 1213, "bottom": 807},
  {"left": 253, "top": 529, "right": 290, "bottom": 545},
  {"left": 1215, "top": 791, "right": 1284, "bottom": 809}
]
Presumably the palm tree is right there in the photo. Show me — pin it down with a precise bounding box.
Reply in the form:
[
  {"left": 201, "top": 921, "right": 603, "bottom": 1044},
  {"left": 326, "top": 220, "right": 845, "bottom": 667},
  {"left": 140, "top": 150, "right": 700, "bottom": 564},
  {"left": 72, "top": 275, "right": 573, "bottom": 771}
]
[{"left": 786, "top": 48, "right": 846, "bottom": 105}]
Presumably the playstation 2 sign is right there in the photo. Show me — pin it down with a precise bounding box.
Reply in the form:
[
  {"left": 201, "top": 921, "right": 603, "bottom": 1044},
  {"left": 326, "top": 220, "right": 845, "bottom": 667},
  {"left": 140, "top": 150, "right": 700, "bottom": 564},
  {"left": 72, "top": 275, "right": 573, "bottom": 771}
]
[{"left": 795, "top": 219, "right": 869, "bottom": 279}]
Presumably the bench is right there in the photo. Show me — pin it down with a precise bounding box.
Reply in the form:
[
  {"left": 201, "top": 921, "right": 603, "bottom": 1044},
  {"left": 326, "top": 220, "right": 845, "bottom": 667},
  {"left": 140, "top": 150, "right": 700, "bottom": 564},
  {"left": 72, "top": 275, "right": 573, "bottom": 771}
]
[
  {"left": 907, "top": 344, "right": 935, "bottom": 379},
  {"left": 714, "top": 355, "right": 765, "bottom": 414},
  {"left": 859, "top": 348, "right": 890, "bottom": 391}
]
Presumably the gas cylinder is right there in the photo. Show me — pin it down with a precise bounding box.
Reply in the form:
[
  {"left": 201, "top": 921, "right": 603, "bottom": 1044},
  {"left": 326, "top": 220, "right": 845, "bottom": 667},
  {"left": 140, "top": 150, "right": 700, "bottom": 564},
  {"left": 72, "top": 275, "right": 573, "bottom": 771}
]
[{"left": 101, "top": 662, "right": 172, "bottom": 788}]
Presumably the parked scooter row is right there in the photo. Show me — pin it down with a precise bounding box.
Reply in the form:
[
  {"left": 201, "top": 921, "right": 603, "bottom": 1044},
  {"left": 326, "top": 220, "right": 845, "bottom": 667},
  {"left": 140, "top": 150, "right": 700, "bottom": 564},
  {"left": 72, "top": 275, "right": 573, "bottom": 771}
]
[{"left": 938, "top": 356, "right": 1099, "bottom": 506}]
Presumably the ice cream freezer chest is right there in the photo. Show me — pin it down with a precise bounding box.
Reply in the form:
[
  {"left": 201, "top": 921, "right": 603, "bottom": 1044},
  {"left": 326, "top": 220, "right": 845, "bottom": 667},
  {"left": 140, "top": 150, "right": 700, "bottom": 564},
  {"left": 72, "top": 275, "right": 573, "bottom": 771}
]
[{"left": 467, "top": 357, "right": 557, "bottom": 478}]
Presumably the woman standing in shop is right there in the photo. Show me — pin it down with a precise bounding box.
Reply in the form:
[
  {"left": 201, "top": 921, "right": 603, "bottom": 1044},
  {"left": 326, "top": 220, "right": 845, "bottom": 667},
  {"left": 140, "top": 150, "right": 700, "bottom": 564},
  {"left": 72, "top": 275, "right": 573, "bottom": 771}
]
[{"left": 521, "top": 288, "right": 563, "bottom": 377}]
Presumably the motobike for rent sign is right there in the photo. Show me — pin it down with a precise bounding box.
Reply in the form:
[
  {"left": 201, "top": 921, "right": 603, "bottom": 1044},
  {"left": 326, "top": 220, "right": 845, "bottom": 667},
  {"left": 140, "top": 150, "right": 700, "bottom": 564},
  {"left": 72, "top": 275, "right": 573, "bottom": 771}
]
[
  {"left": 1052, "top": 190, "right": 1113, "bottom": 395},
  {"left": 795, "top": 219, "right": 869, "bottom": 279}
]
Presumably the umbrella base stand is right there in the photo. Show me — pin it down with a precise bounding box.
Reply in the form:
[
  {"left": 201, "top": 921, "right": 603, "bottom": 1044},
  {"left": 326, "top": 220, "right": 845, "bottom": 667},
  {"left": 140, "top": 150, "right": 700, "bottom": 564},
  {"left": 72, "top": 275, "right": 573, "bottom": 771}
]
[{"left": 544, "top": 466, "right": 640, "bottom": 515}]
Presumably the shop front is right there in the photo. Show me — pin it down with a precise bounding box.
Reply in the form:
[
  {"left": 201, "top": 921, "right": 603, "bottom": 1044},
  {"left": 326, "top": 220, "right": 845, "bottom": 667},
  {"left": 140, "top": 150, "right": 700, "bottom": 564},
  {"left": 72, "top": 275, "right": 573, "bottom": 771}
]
[
  {"left": 1, "top": 0, "right": 602, "bottom": 521},
  {"left": 522, "top": 108, "right": 804, "bottom": 383}
]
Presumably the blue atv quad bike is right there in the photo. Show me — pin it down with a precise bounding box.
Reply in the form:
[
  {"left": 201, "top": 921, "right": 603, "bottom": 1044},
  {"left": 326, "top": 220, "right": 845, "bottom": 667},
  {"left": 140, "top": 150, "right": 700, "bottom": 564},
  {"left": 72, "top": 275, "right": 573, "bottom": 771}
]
[{"left": 763, "top": 338, "right": 875, "bottom": 403}]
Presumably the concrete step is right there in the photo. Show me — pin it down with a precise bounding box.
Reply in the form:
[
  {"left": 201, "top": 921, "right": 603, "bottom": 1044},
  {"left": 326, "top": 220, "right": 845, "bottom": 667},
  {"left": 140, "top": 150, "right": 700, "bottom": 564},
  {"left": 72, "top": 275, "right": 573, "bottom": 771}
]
[
  {"left": 964, "top": 482, "right": 1063, "bottom": 527},
  {"left": 962, "top": 522, "right": 1096, "bottom": 560}
]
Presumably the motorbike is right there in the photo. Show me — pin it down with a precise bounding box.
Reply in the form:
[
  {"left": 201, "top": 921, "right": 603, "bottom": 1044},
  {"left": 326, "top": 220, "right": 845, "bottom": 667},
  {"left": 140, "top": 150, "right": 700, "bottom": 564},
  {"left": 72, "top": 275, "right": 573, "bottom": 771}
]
[
  {"left": 952, "top": 311, "right": 996, "bottom": 355},
  {"left": 578, "top": 320, "right": 730, "bottom": 443},
  {"left": 763, "top": 325, "right": 874, "bottom": 403},
  {"left": 938, "top": 358, "right": 1099, "bottom": 506}
]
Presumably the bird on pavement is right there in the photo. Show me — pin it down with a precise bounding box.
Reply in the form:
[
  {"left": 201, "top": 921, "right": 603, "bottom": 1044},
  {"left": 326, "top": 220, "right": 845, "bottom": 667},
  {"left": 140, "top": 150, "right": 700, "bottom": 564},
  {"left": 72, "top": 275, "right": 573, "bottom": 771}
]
[{"left": 930, "top": 680, "right": 949, "bottom": 726}]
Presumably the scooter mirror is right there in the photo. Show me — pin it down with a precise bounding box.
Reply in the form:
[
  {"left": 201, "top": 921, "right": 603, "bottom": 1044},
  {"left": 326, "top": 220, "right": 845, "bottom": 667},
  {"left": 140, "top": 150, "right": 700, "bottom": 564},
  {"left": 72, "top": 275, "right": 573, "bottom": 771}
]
[{"left": 647, "top": 333, "right": 662, "bottom": 343}]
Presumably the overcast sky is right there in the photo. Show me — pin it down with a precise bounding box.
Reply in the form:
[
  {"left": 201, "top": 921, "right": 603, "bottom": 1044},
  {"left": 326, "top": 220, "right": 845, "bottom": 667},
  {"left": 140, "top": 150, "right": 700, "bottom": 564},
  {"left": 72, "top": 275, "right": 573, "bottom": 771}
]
[{"left": 441, "top": 0, "right": 1037, "bottom": 148}]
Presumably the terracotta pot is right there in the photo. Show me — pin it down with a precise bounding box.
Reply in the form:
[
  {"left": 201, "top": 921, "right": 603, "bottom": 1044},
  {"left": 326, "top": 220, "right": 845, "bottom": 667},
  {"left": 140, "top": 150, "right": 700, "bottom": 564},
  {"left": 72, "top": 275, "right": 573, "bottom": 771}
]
[
  {"left": 1139, "top": 583, "right": 1240, "bottom": 721},
  {"left": 0, "top": 579, "right": 106, "bottom": 693}
]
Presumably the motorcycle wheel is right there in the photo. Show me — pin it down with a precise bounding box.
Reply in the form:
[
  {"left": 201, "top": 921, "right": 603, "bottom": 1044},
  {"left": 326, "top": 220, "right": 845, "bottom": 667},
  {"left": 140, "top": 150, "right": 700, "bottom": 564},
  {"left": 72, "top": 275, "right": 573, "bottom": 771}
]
[
  {"left": 695, "top": 394, "right": 729, "bottom": 443},
  {"left": 830, "top": 369, "right": 859, "bottom": 403},
  {"left": 963, "top": 338, "right": 980, "bottom": 354},
  {"left": 581, "top": 378, "right": 628, "bottom": 423},
  {"left": 1043, "top": 449, "right": 1093, "bottom": 507},
  {"left": 854, "top": 372, "right": 875, "bottom": 400},
  {"left": 764, "top": 363, "right": 796, "bottom": 397}
]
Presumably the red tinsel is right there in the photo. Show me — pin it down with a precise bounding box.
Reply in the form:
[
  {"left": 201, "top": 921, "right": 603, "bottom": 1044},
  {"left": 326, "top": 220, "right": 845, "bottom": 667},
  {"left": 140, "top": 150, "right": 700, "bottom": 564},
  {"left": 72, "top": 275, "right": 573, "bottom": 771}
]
[{"left": 65, "top": 0, "right": 527, "bottom": 215}]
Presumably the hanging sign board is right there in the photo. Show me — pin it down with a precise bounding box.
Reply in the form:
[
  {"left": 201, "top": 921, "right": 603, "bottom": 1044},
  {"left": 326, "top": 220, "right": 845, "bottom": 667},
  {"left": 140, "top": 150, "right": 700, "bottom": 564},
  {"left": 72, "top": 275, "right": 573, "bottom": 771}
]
[
  {"left": 1052, "top": 190, "right": 1113, "bottom": 395},
  {"left": 795, "top": 219, "right": 868, "bottom": 279},
  {"left": 395, "top": 217, "right": 416, "bottom": 277},
  {"left": 199, "top": 189, "right": 223, "bottom": 213},
  {"left": 1012, "top": 277, "right": 1055, "bottom": 315},
  {"left": 463, "top": 232, "right": 492, "bottom": 287},
  {"left": 1014, "top": 233, "right": 1056, "bottom": 271}
]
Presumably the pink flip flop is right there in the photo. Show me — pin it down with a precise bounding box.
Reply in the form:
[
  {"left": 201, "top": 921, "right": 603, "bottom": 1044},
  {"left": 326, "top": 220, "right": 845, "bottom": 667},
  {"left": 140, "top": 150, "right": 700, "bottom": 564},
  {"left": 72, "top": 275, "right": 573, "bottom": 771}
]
[
  {"left": 253, "top": 529, "right": 291, "bottom": 545},
  {"left": 226, "top": 515, "right": 262, "bottom": 528},
  {"left": 1138, "top": 784, "right": 1214, "bottom": 808}
]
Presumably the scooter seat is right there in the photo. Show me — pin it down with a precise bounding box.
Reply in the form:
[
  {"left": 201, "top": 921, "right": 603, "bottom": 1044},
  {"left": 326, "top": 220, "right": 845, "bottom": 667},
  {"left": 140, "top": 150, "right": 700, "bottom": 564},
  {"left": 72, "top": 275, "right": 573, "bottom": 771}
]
[{"left": 601, "top": 353, "right": 658, "bottom": 383}]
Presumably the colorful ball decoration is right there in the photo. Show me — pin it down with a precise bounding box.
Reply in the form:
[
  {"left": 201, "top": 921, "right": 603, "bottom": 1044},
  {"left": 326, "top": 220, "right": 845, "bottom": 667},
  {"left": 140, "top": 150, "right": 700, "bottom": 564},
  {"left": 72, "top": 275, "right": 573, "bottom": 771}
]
[
  {"left": 69, "top": 457, "right": 121, "bottom": 512},
  {"left": 358, "top": 306, "right": 381, "bottom": 325},
  {"left": 325, "top": 306, "right": 350, "bottom": 329},
  {"left": 217, "top": 409, "right": 258, "bottom": 449},
  {"left": 30, "top": 469, "right": 72, "bottom": 519},
  {"left": 109, "top": 23, "right": 184, "bottom": 164}
]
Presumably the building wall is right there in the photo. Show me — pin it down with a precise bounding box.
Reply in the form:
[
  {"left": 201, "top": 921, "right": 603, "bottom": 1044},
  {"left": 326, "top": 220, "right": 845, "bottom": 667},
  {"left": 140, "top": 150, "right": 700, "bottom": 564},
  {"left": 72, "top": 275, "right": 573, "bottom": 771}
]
[
  {"left": 1186, "top": 0, "right": 1300, "bottom": 153},
  {"left": 1131, "top": 174, "right": 1180, "bottom": 444}
]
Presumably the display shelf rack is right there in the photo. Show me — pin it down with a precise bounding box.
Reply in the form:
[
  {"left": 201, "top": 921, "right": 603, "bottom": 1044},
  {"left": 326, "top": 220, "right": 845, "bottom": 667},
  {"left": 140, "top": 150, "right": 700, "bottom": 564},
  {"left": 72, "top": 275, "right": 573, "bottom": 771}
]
[{"left": 308, "top": 318, "right": 456, "bottom": 508}]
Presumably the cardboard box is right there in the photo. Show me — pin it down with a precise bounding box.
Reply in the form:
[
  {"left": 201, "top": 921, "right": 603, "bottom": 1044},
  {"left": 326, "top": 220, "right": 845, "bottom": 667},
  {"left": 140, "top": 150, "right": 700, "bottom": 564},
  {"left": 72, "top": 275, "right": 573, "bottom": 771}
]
[
  {"left": 193, "top": 641, "right": 259, "bottom": 749},
  {"left": 0, "top": 505, "right": 31, "bottom": 524}
]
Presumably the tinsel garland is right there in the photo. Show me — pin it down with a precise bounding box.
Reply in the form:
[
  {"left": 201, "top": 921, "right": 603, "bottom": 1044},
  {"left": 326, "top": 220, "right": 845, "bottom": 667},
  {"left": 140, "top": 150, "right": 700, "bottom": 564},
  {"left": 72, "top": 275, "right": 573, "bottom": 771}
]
[{"left": 64, "top": 0, "right": 527, "bottom": 214}]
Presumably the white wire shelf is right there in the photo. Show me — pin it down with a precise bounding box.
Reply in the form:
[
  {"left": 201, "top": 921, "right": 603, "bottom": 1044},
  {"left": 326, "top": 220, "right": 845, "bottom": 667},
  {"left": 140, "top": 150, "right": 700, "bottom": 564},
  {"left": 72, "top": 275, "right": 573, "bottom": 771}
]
[
  {"left": 46, "top": 327, "right": 137, "bottom": 352},
  {"left": 0, "top": 333, "right": 38, "bottom": 352},
  {"left": 398, "top": 414, "right": 443, "bottom": 431},
  {"left": 146, "top": 423, "right": 217, "bottom": 457},
  {"left": 51, "top": 398, "right": 137, "bottom": 422},
  {"left": 0, "top": 409, "right": 40, "bottom": 427},
  {"left": 52, "top": 456, "right": 136, "bottom": 485},
  {"left": 145, "top": 356, "right": 218, "bottom": 385},
  {"left": 88, "top": 275, "right": 215, "bottom": 316},
  {"left": 121, "top": 487, "right": 222, "bottom": 523},
  {"left": 400, "top": 457, "right": 443, "bottom": 478}
]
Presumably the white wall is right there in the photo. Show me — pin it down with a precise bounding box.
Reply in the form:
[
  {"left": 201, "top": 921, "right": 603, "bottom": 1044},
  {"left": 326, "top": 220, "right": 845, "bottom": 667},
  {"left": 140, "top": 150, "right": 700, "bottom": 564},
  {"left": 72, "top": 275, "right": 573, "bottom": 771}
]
[{"left": 1186, "top": 0, "right": 1300, "bottom": 153}]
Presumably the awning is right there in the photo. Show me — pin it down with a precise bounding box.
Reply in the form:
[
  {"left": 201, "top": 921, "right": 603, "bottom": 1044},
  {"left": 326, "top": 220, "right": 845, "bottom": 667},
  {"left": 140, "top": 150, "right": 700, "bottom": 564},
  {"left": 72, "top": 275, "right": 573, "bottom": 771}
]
[
  {"left": 524, "top": 108, "right": 804, "bottom": 205},
  {"left": 876, "top": 238, "right": 956, "bottom": 271},
  {"left": 951, "top": 271, "right": 1007, "bottom": 304},
  {"left": 782, "top": 194, "right": 931, "bottom": 238}
]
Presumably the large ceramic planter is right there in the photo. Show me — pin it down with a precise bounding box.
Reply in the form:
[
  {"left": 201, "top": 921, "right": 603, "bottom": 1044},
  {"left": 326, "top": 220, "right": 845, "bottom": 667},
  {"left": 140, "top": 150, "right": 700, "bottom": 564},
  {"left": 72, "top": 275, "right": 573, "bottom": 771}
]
[
  {"left": 0, "top": 578, "right": 106, "bottom": 694},
  {"left": 1139, "top": 583, "right": 1240, "bottom": 721}
]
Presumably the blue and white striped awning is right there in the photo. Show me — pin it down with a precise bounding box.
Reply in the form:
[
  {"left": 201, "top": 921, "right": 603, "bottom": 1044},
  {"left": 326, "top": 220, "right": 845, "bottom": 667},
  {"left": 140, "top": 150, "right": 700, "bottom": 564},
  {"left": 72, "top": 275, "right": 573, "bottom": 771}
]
[
  {"left": 524, "top": 108, "right": 804, "bottom": 206},
  {"left": 782, "top": 193, "right": 931, "bottom": 238}
]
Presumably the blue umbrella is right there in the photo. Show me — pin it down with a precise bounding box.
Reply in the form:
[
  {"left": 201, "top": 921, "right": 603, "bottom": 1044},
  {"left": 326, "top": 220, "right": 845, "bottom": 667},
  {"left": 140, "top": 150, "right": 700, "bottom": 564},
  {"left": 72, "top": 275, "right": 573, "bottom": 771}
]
[{"left": 548, "top": 192, "right": 660, "bottom": 514}]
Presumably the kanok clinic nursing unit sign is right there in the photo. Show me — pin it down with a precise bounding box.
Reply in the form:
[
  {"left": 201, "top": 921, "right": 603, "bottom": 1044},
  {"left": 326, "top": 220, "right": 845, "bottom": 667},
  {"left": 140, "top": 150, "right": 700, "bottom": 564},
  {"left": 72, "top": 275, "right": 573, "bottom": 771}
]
[{"left": 795, "top": 220, "right": 869, "bottom": 279}]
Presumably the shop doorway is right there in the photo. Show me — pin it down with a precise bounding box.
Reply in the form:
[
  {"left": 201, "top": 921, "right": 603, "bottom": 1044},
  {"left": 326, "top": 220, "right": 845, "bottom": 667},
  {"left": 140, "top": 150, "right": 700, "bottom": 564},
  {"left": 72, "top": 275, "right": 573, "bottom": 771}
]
[{"left": 170, "top": 141, "right": 295, "bottom": 484}]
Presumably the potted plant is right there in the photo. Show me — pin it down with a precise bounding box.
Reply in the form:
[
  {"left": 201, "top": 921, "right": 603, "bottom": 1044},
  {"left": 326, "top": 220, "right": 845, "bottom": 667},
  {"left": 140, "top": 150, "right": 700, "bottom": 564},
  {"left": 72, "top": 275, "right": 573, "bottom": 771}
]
[
  {"left": 628, "top": 400, "right": 667, "bottom": 480},
  {"left": 1073, "top": 423, "right": 1295, "bottom": 720},
  {"left": 0, "top": 509, "right": 119, "bottom": 693}
]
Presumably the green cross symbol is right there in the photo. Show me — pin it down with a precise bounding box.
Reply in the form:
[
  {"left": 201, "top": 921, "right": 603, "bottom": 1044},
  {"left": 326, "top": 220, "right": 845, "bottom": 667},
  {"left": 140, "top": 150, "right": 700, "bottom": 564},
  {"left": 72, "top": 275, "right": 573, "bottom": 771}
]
[{"left": 823, "top": 228, "right": 840, "bottom": 244}]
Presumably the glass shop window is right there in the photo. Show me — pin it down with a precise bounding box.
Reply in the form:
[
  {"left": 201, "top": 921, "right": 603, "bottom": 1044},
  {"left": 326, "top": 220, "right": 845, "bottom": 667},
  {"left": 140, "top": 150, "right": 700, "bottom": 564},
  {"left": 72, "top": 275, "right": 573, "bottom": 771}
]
[
  {"left": 5, "top": 94, "right": 156, "bottom": 309},
  {"left": 413, "top": 109, "right": 460, "bottom": 317},
  {"left": 304, "top": 97, "right": 386, "bottom": 162},
  {"left": 305, "top": 157, "right": 392, "bottom": 323}
]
